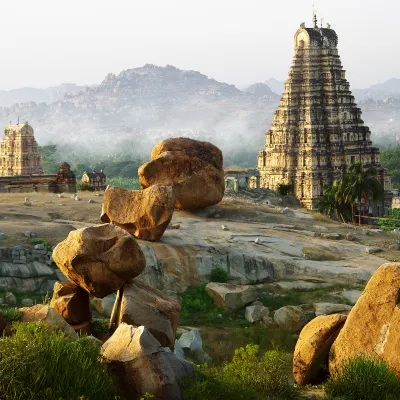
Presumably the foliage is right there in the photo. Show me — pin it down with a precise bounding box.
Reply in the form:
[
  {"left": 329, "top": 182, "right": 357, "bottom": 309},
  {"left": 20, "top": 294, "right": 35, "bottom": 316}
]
[
  {"left": 179, "top": 284, "right": 246, "bottom": 327},
  {"left": 107, "top": 177, "right": 141, "bottom": 190},
  {"left": 381, "top": 147, "right": 400, "bottom": 189},
  {"left": 378, "top": 208, "right": 400, "bottom": 231},
  {"left": 0, "top": 307, "right": 22, "bottom": 322},
  {"left": 210, "top": 267, "right": 228, "bottom": 283},
  {"left": 325, "top": 355, "right": 400, "bottom": 400},
  {"left": 38, "top": 145, "right": 60, "bottom": 174},
  {"left": 72, "top": 163, "right": 92, "bottom": 180},
  {"left": 91, "top": 318, "right": 111, "bottom": 338},
  {"left": 0, "top": 322, "right": 121, "bottom": 400},
  {"left": 182, "top": 345, "right": 300, "bottom": 400},
  {"left": 77, "top": 182, "right": 95, "bottom": 191},
  {"left": 31, "top": 238, "right": 51, "bottom": 249},
  {"left": 277, "top": 183, "right": 294, "bottom": 196}
]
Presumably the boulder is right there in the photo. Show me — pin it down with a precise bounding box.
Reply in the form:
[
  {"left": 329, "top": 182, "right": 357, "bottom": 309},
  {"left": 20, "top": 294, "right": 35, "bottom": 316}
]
[
  {"left": 329, "top": 263, "right": 400, "bottom": 376},
  {"left": 245, "top": 304, "right": 270, "bottom": 323},
  {"left": 313, "top": 303, "right": 352, "bottom": 317},
  {"left": 0, "top": 315, "right": 8, "bottom": 336},
  {"left": 273, "top": 306, "right": 307, "bottom": 332},
  {"left": 50, "top": 281, "right": 91, "bottom": 325},
  {"left": 100, "top": 323, "right": 194, "bottom": 400},
  {"left": 345, "top": 232, "right": 354, "bottom": 241},
  {"left": 110, "top": 278, "right": 180, "bottom": 350},
  {"left": 5, "top": 292, "right": 17, "bottom": 305},
  {"left": 178, "top": 329, "right": 212, "bottom": 365},
  {"left": 341, "top": 289, "right": 362, "bottom": 305},
  {"left": 100, "top": 185, "right": 175, "bottom": 241},
  {"left": 138, "top": 137, "right": 225, "bottom": 211},
  {"left": 52, "top": 224, "right": 146, "bottom": 298},
  {"left": 19, "top": 304, "right": 78, "bottom": 339},
  {"left": 365, "top": 246, "right": 381, "bottom": 254},
  {"left": 91, "top": 293, "right": 116, "bottom": 318},
  {"left": 320, "top": 233, "right": 341, "bottom": 240},
  {"left": 262, "top": 316, "right": 278, "bottom": 328},
  {"left": 21, "top": 298, "right": 33, "bottom": 307},
  {"left": 293, "top": 314, "right": 347, "bottom": 385},
  {"left": 205, "top": 282, "right": 258, "bottom": 312}
]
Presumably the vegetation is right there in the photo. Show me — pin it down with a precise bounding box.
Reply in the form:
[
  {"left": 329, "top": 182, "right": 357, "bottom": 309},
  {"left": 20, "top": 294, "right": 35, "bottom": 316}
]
[
  {"left": 381, "top": 147, "right": 400, "bottom": 189},
  {"left": 31, "top": 238, "right": 51, "bottom": 249},
  {"left": 77, "top": 182, "right": 95, "bottom": 191},
  {"left": 277, "top": 183, "right": 294, "bottom": 196},
  {"left": 318, "top": 162, "right": 384, "bottom": 224},
  {"left": 0, "top": 322, "right": 121, "bottom": 400},
  {"left": 182, "top": 344, "right": 300, "bottom": 400},
  {"left": 0, "top": 307, "right": 22, "bottom": 322},
  {"left": 210, "top": 267, "right": 228, "bottom": 283},
  {"left": 325, "top": 355, "right": 400, "bottom": 400},
  {"left": 107, "top": 177, "right": 141, "bottom": 190},
  {"left": 378, "top": 208, "right": 400, "bottom": 231},
  {"left": 92, "top": 318, "right": 111, "bottom": 337}
]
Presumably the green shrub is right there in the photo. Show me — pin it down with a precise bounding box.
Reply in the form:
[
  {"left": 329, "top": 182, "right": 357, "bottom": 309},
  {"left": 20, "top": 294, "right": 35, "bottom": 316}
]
[
  {"left": 182, "top": 344, "right": 300, "bottom": 400},
  {"left": 0, "top": 307, "right": 22, "bottom": 322},
  {"left": 107, "top": 177, "right": 141, "bottom": 190},
  {"left": 31, "top": 238, "right": 51, "bottom": 249},
  {"left": 77, "top": 182, "right": 95, "bottom": 191},
  {"left": 378, "top": 208, "right": 400, "bottom": 231},
  {"left": 210, "top": 267, "right": 228, "bottom": 283},
  {"left": 325, "top": 355, "right": 400, "bottom": 400},
  {"left": 0, "top": 322, "right": 121, "bottom": 400},
  {"left": 92, "top": 318, "right": 111, "bottom": 337}
]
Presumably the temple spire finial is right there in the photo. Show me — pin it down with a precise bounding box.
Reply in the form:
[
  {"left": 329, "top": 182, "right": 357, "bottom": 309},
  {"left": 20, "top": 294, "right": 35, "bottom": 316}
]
[{"left": 314, "top": 12, "right": 318, "bottom": 28}]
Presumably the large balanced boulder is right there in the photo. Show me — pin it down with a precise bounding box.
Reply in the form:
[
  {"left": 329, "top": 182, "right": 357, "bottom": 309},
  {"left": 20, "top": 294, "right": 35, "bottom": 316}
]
[
  {"left": 273, "top": 306, "right": 307, "bottom": 333},
  {"left": 100, "top": 185, "right": 175, "bottom": 241},
  {"left": 110, "top": 278, "right": 181, "bottom": 349},
  {"left": 205, "top": 282, "right": 258, "bottom": 312},
  {"left": 138, "top": 138, "right": 225, "bottom": 211},
  {"left": 329, "top": 263, "right": 400, "bottom": 376},
  {"left": 50, "top": 281, "right": 91, "bottom": 325},
  {"left": 293, "top": 314, "right": 347, "bottom": 385},
  {"left": 100, "top": 323, "right": 194, "bottom": 400},
  {"left": 19, "top": 304, "right": 78, "bottom": 339},
  {"left": 52, "top": 224, "right": 146, "bottom": 298}
]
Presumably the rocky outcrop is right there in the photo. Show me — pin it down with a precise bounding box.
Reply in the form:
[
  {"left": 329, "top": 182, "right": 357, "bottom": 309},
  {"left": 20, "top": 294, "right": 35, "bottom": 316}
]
[
  {"left": 50, "top": 281, "right": 91, "bottom": 325},
  {"left": 19, "top": 304, "right": 78, "bottom": 339},
  {"left": 293, "top": 314, "right": 347, "bottom": 385},
  {"left": 273, "top": 306, "right": 307, "bottom": 332},
  {"left": 91, "top": 294, "right": 116, "bottom": 318},
  {"left": 329, "top": 263, "right": 400, "bottom": 376},
  {"left": 52, "top": 224, "right": 146, "bottom": 298},
  {"left": 205, "top": 282, "right": 258, "bottom": 312},
  {"left": 138, "top": 138, "right": 225, "bottom": 211},
  {"left": 100, "top": 185, "right": 175, "bottom": 241},
  {"left": 110, "top": 278, "right": 180, "bottom": 350},
  {"left": 100, "top": 323, "right": 194, "bottom": 400}
]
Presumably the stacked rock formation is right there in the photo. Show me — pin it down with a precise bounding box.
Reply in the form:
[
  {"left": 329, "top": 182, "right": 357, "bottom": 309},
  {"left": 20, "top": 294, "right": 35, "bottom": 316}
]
[
  {"left": 138, "top": 137, "right": 225, "bottom": 211},
  {"left": 293, "top": 262, "right": 400, "bottom": 386}
]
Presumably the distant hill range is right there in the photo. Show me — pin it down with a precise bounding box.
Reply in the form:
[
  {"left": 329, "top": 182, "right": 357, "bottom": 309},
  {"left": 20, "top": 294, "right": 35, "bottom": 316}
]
[{"left": 0, "top": 66, "right": 399, "bottom": 166}]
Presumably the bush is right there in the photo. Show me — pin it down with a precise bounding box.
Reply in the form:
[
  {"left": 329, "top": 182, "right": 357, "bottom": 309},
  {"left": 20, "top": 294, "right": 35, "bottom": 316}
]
[
  {"left": 378, "top": 208, "right": 400, "bottom": 231},
  {"left": 0, "top": 307, "right": 22, "bottom": 322},
  {"left": 325, "top": 355, "right": 400, "bottom": 400},
  {"left": 277, "top": 184, "right": 294, "bottom": 196},
  {"left": 107, "top": 177, "right": 141, "bottom": 190},
  {"left": 182, "top": 344, "right": 300, "bottom": 400},
  {"left": 77, "top": 182, "right": 95, "bottom": 191},
  {"left": 210, "top": 267, "right": 228, "bottom": 283},
  {"left": 31, "top": 238, "right": 51, "bottom": 249},
  {"left": 92, "top": 318, "right": 111, "bottom": 338},
  {"left": 0, "top": 322, "right": 121, "bottom": 400}
]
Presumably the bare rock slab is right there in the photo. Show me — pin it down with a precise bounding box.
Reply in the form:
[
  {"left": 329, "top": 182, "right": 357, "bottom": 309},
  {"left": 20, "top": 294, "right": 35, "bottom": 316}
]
[
  {"left": 52, "top": 224, "right": 146, "bottom": 298},
  {"left": 50, "top": 281, "right": 91, "bottom": 325},
  {"left": 101, "top": 185, "right": 175, "bottom": 241},
  {"left": 100, "top": 323, "right": 194, "bottom": 400},
  {"left": 19, "top": 304, "right": 78, "bottom": 339},
  {"left": 293, "top": 314, "right": 347, "bottom": 385},
  {"left": 205, "top": 282, "right": 258, "bottom": 312},
  {"left": 138, "top": 137, "right": 225, "bottom": 211},
  {"left": 110, "top": 278, "right": 181, "bottom": 350},
  {"left": 329, "top": 263, "right": 400, "bottom": 376},
  {"left": 313, "top": 303, "right": 352, "bottom": 317}
]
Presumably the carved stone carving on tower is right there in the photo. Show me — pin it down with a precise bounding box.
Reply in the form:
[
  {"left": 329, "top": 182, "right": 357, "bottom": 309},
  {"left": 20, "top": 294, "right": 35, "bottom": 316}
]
[
  {"left": 257, "top": 23, "right": 392, "bottom": 210},
  {"left": 0, "top": 122, "right": 43, "bottom": 177}
]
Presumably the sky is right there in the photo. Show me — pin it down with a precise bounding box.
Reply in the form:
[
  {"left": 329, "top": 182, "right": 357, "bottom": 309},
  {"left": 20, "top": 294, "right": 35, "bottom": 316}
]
[{"left": 0, "top": 0, "right": 398, "bottom": 91}]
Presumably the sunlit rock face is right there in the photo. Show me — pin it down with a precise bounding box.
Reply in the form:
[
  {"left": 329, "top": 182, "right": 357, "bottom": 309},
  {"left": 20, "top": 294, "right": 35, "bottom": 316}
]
[{"left": 257, "top": 22, "right": 392, "bottom": 210}]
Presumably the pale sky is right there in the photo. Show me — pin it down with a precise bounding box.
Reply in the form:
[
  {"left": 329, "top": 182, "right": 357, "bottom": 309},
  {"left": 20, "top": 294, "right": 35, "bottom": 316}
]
[{"left": 0, "top": 0, "right": 397, "bottom": 90}]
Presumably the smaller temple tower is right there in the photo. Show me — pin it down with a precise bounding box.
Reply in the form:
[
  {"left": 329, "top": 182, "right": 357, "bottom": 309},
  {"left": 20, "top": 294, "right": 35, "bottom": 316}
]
[{"left": 0, "top": 122, "right": 43, "bottom": 176}]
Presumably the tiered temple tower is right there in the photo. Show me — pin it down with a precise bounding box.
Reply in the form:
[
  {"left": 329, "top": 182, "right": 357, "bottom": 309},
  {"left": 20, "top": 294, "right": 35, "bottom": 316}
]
[
  {"left": 0, "top": 122, "right": 43, "bottom": 176},
  {"left": 258, "top": 19, "right": 392, "bottom": 210}
]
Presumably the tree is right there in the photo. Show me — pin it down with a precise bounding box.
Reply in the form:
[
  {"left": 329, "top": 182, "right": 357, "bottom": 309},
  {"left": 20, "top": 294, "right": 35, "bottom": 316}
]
[
  {"left": 342, "top": 163, "right": 384, "bottom": 225},
  {"left": 318, "top": 180, "right": 351, "bottom": 223},
  {"left": 38, "top": 145, "right": 60, "bottom": 174}
]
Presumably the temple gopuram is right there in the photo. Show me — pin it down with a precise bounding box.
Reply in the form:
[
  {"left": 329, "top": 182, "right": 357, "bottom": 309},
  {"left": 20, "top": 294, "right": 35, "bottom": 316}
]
[
  {"left": 257, "top": 18, "right": 392, "bottom": 213},
  {"left": 0, "top": 122, "right": 76, "bottom": 193}
]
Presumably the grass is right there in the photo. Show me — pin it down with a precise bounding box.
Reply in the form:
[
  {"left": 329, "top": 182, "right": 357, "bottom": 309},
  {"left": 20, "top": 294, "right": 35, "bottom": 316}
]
[
  {"left": 179, "top": 283, "right": 249, "bottom": 328},
  {"left": 31, "top": 238, "right": 52, "bottom": 249},
  {"left": 182, "top": 344, "right": 301, "bottom": 400},
  {"left": 0, "top": 307, "right": 22, "bottom": 322},
  {"left": 325, "top": 355, "right": 400, "bottom": 400},
  {"left": 92, "top": 318, "right": 111, "bottom": 338},
  {"left": 0, "top": 322, "right": 121, "bottom": 400},
  {"left": 0, "top": 290, "right": 51, "bottom": 307},
  {"left": 312, "top": 212, "right": 333, "bottom": 222}
]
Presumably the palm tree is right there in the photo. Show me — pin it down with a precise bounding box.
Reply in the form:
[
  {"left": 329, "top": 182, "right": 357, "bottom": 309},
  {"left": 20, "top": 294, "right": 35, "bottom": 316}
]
[
  {"left": 342, "top": 163, "right": 384, "bottom": 225},
  {"left": 318, "top": 180, "right": 350, "bottom": 223}
]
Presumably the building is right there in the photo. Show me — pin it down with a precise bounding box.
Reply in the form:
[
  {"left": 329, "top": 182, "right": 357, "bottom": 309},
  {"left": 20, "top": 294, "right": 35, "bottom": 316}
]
[
  {"left": 82, "top": 170, "right": 106, "bottom": 190},
  {"left": 257, "top": 18, "right": 392, "bottom": 212},
  {"left": 0, "top": 122, "right": 43, "bottom": 176}
]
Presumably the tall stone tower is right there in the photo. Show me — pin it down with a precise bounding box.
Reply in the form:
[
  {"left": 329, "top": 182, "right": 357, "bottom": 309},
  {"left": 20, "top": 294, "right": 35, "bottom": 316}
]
[
  {"left": 258, "top": 20, "right": 391, "bottom": 210},
  {"left": 0, "top": 122, "right": 43, "bottom": 176}
]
